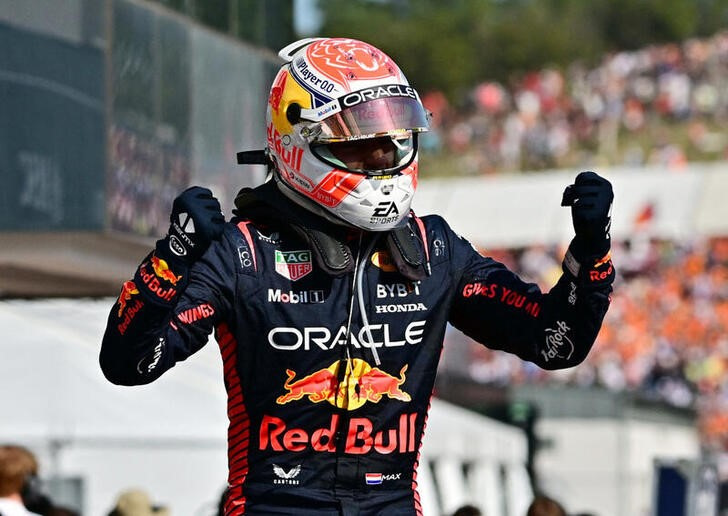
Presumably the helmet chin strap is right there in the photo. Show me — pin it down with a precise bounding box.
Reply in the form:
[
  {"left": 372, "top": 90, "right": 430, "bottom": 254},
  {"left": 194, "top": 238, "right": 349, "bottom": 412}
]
[{"left": 236, "top": 149, "right": 269, "bottom": 165}]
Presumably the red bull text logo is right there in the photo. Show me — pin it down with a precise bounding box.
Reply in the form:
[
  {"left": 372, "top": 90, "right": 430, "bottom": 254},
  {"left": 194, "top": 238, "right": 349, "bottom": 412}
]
[
  {"left": 277, "top": 359, "right": 410, "bottom": 411},
  {"left": 138, "top": 261, "right": 178, "bottom": 302},
  {"left": 259, "top": 412, "right": 418, "bottom": 455},
  {"left": 117, "top": 280, "right": 143, "bottom": 335},
  {"left": 589, "top": 257, "right": 614, "bottom": 282},
  {"left": 151, "top": 255, "right": 182, "bottom": 285},
  {"left": 267, "top": 124, "right": 304, "bottom": 173}
]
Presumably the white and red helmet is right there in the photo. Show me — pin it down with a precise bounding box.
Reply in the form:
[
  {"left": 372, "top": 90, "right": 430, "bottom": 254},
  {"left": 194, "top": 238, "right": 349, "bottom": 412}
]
[{"left": 266, "top": 37, "right": 430, "bottom": 231}]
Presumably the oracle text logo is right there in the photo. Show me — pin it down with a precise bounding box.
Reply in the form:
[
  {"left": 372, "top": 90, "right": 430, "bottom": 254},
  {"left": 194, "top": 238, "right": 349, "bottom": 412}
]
[{"left": 268, "top": 321, "right": 426, "bottom": 351}]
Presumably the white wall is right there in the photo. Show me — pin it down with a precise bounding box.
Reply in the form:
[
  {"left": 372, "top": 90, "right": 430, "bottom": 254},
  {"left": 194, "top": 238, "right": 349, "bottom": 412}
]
[
  {"left": 422, "top": 401, "right": 532, "bottom": 516},
  {"left": 413, "top": 163, "right": 728, "bottom": 248},
  {"left": 535, "top": 418, "right": 700, "bottom": 516},
  {"left": 35, "top": 442, "right": 229, "bottom": 516}
]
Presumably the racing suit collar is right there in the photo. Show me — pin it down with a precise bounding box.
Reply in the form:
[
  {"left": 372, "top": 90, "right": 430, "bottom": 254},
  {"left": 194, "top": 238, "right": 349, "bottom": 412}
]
[
  {"left": 234, "top": 181, "right": 356, "bottom": 276},
  {"left": 233, "top": 181, "right": 428, "bottom": 281}
]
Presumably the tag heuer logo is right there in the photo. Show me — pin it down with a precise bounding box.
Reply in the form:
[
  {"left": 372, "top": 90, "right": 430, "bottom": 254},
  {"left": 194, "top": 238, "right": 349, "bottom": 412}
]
[{"left": 275, "top": 250, "right": 313, "bottom": 281}]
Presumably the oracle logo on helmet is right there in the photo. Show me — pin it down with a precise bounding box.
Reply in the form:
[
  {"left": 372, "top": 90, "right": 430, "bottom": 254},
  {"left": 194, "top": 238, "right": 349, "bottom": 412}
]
[{"left": 340, "top": 84, "right": 418, "bottom": 109}]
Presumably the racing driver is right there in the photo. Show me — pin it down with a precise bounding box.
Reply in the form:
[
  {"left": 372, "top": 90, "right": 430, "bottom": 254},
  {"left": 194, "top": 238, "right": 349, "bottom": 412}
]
[{"left": 100, "top": 37, "right": 615, "bottom": 515}]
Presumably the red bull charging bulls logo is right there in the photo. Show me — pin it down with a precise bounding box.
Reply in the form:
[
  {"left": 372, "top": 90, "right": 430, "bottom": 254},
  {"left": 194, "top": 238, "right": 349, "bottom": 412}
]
[
  {"left": 151, "top": 255, "right": 182, "bottom": 285},
  {"left": 117, "top": 280, "right": 140, "bottom": 317},
  {"left": 276, "top": 358, "right": 410, "bottom": 411}
]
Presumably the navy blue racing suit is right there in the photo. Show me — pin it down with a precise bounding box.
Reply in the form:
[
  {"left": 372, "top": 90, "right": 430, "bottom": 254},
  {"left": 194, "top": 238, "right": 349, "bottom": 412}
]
[{"left": 100, "top": 183, "right": 614, "bottom": 515}]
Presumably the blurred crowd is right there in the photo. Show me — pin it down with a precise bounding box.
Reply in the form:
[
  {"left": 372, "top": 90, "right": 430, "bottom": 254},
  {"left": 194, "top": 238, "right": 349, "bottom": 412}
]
[
  {"left": 422, "top": 30, "right": 728, "bottom": 175},
  {"left": 444, "top": 234, "right": 728, "bottom": 453},
  {"left": 430, "top": 28, "right": 728, "bottom": 456},
  {"left": 0, "top": 441, "right": 171, "bottom": 516},
  {"left": 108, "top": 125, "right": 191, "bottom": 238}
]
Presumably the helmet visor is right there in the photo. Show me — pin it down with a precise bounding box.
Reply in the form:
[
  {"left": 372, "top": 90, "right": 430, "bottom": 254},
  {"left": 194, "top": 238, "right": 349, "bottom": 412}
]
[
  {"left": 312, "top": 133, "right": 417, "bottom": 176},
  {"left": 307, "top": 96, "right": 430, "bottom": 142}
]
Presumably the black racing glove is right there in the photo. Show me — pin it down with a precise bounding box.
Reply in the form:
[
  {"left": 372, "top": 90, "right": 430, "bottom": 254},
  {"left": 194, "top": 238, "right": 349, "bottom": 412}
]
[
  {"left": 157, "top": 186, "right": 225, "bottom": 265},
  {"left": 561, "top": 171, "right": 613, "bottom": 261}
]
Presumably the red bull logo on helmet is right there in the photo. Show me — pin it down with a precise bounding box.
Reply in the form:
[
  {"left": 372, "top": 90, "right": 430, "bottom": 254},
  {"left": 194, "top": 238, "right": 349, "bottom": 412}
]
[{"left": 276, "top": 358, "right": 410, "bottom": 411}]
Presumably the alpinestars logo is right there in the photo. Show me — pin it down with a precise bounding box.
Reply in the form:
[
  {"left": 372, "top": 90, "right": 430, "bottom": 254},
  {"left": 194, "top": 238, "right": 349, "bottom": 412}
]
[
  {"left": 273, "top": 464, "right": 301, "bottom": 485},
  {"left": 170, "top": 212, "right": 196, "bottom": 257},
  {"left": 176, "top": 212, "right": 195, "bottom": 233},
  {"left": 136, "top": 337, "right": 165, "bottom": 375}
]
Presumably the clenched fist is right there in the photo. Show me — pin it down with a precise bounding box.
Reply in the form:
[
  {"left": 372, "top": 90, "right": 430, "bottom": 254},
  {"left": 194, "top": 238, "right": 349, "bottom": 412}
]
[
  {"left": 159, "top": 186, "right": 225, "bottom": 264},
  {"left": 562, "top": 171, "right": 613, "bottom": 260}
]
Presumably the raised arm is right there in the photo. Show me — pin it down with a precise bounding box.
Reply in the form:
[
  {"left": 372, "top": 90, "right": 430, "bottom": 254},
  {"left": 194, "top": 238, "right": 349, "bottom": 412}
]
[
  {"left": 99, "top": 187, "right": 230, "bottom": 385},
  {"left": 449, "top": 171, "right": 615, "bottom": 370}
]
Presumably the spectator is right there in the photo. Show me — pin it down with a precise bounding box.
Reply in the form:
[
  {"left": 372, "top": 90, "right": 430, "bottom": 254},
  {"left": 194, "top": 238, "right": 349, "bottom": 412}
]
[
  {"left": 452, "top": 504, "right": 482, "bottom": 516},
  {"left": 444, "top": 236, "right": 728, "bottom": 454},
  {"left": 46, "top": 508, "right": 80, "bottom": 516},
  {"left": 107, "top": 488, "right": 169, "bottom": 516},
  {"left": 423, "top": 30, "right": 728, "bottom": 176},
  {"left": 0, "top": 444, "right": 47, "bottom": 516},
  {"left": 526, "top": 494, "right": 567, "bottom": 516}
]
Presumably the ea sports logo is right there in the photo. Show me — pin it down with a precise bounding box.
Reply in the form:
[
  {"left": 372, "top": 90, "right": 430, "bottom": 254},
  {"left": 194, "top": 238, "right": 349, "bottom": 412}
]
[{"left": 373, "top": 202, "right": 399, "bottom": 218}]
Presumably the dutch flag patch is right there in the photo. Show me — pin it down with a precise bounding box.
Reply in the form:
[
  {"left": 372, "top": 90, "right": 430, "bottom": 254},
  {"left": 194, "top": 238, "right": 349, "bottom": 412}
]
[{"left": 365, "top": 473, "right": 383, "bottom": 485}]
